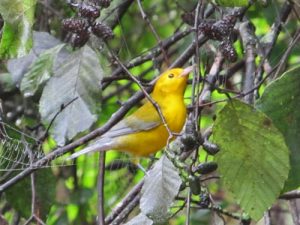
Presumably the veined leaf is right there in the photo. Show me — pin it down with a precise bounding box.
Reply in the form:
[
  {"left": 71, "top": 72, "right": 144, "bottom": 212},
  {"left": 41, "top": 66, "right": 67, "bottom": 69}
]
[
  {"left": 7, "top": 32, "right": 65, "bottom": 86},
  {"left": 213, "top": 99, "right": 290, "bottom": 220},
  {"left": 140, "top": 155, "right": 181, "bottom": 224},
  {"left": 39, "top": 45, "right": 104, "bottom": 146},
  {"left": 256, "top": 66, "right": 300, "bottom": 191},
  {"left": 20, "top": 44, "right": 65, "bottom": 97}
]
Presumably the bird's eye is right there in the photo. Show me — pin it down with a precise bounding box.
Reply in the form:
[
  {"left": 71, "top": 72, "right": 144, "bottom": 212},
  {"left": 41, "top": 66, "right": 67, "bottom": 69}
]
[{"left": 168, "top": 74, "right": 174, "bottom": 78}]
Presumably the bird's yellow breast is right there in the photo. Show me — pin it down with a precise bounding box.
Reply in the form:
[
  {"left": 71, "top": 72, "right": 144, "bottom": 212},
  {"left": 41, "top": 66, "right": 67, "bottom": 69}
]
[{"left": 113, "top": 95, "right": 186, "bottom": 156}]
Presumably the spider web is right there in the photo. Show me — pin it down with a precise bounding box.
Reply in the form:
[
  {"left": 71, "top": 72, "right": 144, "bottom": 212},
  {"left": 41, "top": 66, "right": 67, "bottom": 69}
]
[
  {"left": 0, "top": 120, "right": 141, "bottom": 176},
  {"left": 0, "top": 121, "right": 74, "bottom": 178}
]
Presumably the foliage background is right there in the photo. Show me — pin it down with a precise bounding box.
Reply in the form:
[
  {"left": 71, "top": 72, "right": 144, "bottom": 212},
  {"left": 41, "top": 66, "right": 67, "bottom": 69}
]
[{"left": 0, "top": 0, "right": 299, "bottom": 224}]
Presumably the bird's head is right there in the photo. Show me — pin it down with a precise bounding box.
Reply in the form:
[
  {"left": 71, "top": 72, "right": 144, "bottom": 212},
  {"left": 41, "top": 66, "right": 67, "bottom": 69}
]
[{"left": 153, "top": 66, "right": 193, "bottom": 96}]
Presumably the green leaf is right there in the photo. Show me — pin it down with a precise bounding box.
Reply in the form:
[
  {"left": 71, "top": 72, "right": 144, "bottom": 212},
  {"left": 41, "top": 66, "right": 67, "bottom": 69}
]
[
  {"left": 212, "top": 0, "right": 248, "bottom": 7},
  {"left": 140, "top": 155, "right": 182, "bottom": 224},
  {"left": 0, "top": 0, "right": 37, "bottom": 58},
  {"left": 256, "top": 66, "right": 300, "bottom": 192},
  {"left": 20, "top": 44, "right": 65, "bottom": 97},
  {"left": 7, "top": 32, "right": 65, "bottom": 85},
  {"left": 213, "top": 99, "right": 290, "bottom": 220},
  {"left": 39, "top": 45, "right": 104, "bottom": 146}
]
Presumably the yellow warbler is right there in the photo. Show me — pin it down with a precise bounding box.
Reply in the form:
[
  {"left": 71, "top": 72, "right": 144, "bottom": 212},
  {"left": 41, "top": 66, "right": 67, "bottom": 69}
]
[{"left": 69, "top": 66, "right": 193, "bottom": 159}]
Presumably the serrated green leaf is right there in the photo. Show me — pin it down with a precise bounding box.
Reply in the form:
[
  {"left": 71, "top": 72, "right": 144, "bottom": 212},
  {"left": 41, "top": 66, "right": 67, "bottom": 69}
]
[
  {"left": 256, "top": 66, "right": 300, "bottom": 192},
  {"left": 140, "top": 155, "right": 181, "bottom": 224},
  {"left": 20, "top": 44, "right": 65, "bottom": 97},
  {"left": 212, "top": 0, "right": 248, "bottom": 7},
  {"left": 0, "top": 0, "right": 37, "bottom": 58},
  {"left": 39, "top": 45, "right": 104, "bottom": 146},
  {"left": 213, "top": 99, "right": 290, "bottom": 220}
]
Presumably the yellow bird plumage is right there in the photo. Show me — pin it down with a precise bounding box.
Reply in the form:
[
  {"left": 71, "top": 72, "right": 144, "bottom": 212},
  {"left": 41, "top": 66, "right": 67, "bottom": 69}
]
[{"left": 69, "top": 66, "right": 192, "bottom": 159}]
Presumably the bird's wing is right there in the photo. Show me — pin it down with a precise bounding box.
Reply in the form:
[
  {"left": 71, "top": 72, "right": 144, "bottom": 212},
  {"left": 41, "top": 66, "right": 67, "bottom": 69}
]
[
  {"left": 103, "top": 102, "right": 162, "bottom": 138},
  {"left": 67, "top": 102, "right": 162, "bottom": 160}
]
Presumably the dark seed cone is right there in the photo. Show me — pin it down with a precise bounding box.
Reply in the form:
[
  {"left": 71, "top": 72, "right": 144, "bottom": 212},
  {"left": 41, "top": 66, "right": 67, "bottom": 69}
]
[
  {"left": 222, "top": 15, "right": 237, "bottom": 27},
  {"left": 62, "top": 18, "right": 87, "bottom": 33},
  {"left": 198, "top": 21, "right": 224, "bottom": 41},
  {"left": 199, "top": 15, "right": 236, "bottom": 41},
  {"left": 78, "top": 3, "right": 100, "bottom": 19},
  {"left": 193, "top": 162, "right": 218, "bottom": 175},
  {"left": 213, "top": 16, "right": 235, "bottom": 35},
  {"left": 92, "top": 22, "right": 114, "bottom": 40},
  {"left": 199, "top": 193, "right": 210, "bottom": 207},
  {"left": 219, "top": 40, "right": 238, "bottom": 62},
  {"left": 71, "top": 31, "right": 90, "bottom": 47}
]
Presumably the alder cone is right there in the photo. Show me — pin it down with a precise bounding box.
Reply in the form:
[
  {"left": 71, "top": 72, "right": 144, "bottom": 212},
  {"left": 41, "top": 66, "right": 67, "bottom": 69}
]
[
  {"left": 199, "top": 21, "right": 224, "bottom": 41},
  {"left": 219, "top": 40, "right": 237, "bottom": 62},
  {"left": 92, "top": 22, "right": 114, "bottom": 40},
  {"left": 72, "top": 32, "right": 90, "bottom": 47},
  {"left": 199, "top": 15, "right": 236, "bottom": 41},
  {"left": 78, "top": 3, "right": 100, "bottom": 19},
  {"left": 62, "top": 18, "right": 87, "bottom": 33}
]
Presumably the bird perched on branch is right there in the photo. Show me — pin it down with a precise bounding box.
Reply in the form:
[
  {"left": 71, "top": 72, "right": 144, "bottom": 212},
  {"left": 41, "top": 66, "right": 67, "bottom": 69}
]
[{"left": 68, "top": 66, "right": 193, "bottom": 159}]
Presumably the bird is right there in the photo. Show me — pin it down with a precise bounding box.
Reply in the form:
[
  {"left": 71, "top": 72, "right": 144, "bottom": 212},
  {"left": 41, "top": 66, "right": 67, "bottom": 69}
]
[{"left": 68, "top": 66, "right": 193, "bottom": 160}]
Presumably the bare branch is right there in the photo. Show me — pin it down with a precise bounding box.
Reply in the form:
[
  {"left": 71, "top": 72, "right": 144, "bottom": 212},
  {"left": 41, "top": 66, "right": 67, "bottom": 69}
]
[{"left": 239, "top": 21, "right": 257, "bottom": 104}]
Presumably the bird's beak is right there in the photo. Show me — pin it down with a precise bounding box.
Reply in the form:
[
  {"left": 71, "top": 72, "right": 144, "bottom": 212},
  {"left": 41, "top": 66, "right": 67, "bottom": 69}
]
[{"left": 180, "top": 65, "right": 194, "bottom": 77}]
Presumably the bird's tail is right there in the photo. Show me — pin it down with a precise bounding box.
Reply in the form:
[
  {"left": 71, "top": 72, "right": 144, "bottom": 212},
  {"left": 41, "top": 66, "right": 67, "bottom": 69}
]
[{"left": 66, "top": 137, "right": 114, "bottom": 160}]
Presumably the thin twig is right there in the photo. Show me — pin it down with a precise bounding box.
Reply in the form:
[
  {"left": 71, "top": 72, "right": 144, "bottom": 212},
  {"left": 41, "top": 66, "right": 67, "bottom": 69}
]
[
  {"left": 264, "top": 211, "right": 272, "bottom": 225},
  {"left": 261, "top": 1, "right": 293, "bottom": 57},
  {"left": 110, "top": 194, "right": 141, "bottom": 225},
  {"left": 97, "top": 152, "right": 106, "bottom": 225},
  {"left": 210, "top": 205, "right": 250, "bottom": 223},
  {"left": 191, "top": 0, "right": 204, "bottom": 131},
  {"left": 185, "top": 190, "right": 191, "bottom": 225},
  {"left": 104, "top": 0, "right": 135, "bottom": 29},
  {"left": 41, "top": 97, "right": 78, "bottom": 142},
  {"left": 198, "top": 51, "right": 224, "bottom": 104},
  {"left": 169, "top": 200, "right": 187, "bottom": 219},
  {"left": 273, "top": 28, "right": 300, "bottom": 78},
  {"left": 105, "top": 181, "right": 144, "bottom": 224},
  {"left": 280, "top": 190, "right": 300, "bottom": 200},
  {"left": 102, "top": 28, "right": 193, "bottom": 90},
  {"left": 254, "top": 1, "right": 293, "bottom": 93},
  {"left": 23, "top": 146, "right": 46, "bottom": 225},
  {"left": 137, "top": 0, "right": 170, "bottom": 65}
]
